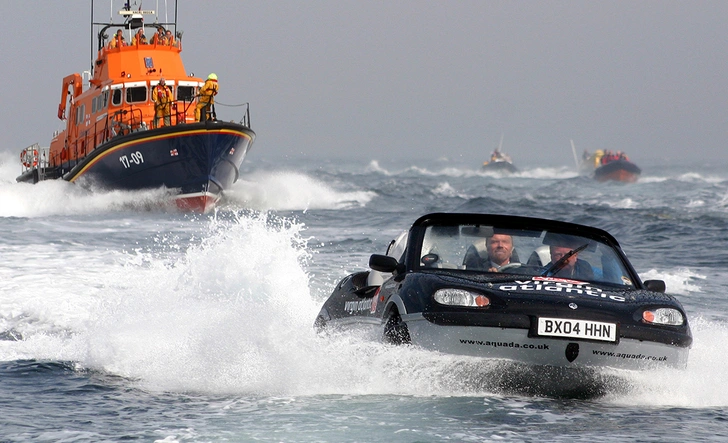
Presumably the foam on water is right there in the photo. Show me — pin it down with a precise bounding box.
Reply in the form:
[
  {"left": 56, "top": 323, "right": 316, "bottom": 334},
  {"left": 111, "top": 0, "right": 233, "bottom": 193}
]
[
  {"left": 0, "top": 152, "right": 184, "bottom": 217},
  {"left": 364, "top": 159, "right": 578, "bottom": 180},
  {"left": 223, "top": 170, "right": 375, "bottom": 211},
  {"left": 0, "top": 213, "right": 490, "bottom": 397},
  {"left": 0, "top": 151, "right": 20, "bottom": 184},
  {"left": 0, "top": 213, "right": 320, "bottom": 392},
  {"left": 365, "top": 159, "right": 391, "bottom": 175},
  {"left": 636, "top": 175, "right": 670, "bottom": 184},
  {"left": 676, "top": 172, "right": 726, "bottom": 184},
  {"left": 0, "top": 180, "right": 179, "bottom": 218},
  {"left": 432, "top": 182, "right": 470, "bottom": 199},
  {"left": 2, "top": 210, "right": 725, "bottom": 407},
  {"left": 640, "top": 268, "right": 705, "bottom": 295},
  {"left": 601, "top": 197, "right": 639, "bottom": 209},
  {"left": 604, "top": 317, "right": 728, "bottom": 407},
  {"left": 510, "top": 166, "right": 579, "bottom": 180},
  {"left": 2, "top": 153, "right": 728, "bottom": 412},
  {"left": 0, "top": 160, "right": 375, "bottom": 217}
]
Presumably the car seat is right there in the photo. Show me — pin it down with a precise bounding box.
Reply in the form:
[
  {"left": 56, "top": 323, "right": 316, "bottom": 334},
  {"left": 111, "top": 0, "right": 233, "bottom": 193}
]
[{"left": 527, "top": 245, "right": 551, "bottom": 267}]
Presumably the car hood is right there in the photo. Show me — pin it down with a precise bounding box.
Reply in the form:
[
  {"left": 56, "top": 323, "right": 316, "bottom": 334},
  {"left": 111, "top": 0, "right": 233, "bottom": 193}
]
[{"left": 426, "top": 272, "right": 679, "bottom": 306}]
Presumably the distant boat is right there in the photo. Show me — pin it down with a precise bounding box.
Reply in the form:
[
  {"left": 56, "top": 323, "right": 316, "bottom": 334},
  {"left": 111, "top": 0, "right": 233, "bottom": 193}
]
[
  {"left": 572, "top": 141, "right": 641, "bottom": 183},
  {"left": 482, "top": 134, "right": 518, "bottom": 173}
]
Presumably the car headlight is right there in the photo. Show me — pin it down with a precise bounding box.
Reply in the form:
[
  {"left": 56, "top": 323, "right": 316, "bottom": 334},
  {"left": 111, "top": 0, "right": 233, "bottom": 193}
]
[
  {"left": 642, "top": 308, "right": 684, "bottom": 326},
  {"left": 434, "top": 288, "right": 490, "bottom": 307}
]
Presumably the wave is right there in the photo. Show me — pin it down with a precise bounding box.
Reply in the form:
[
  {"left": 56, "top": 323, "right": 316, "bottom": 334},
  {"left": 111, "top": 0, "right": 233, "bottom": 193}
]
[
  {"left": 515, "top": 166, "right": 580, "bottom": 180},
  {"left": 431, "top": 182, "right": 471, "bottom": 199},
  {"left": 0, "top": 151, "right": 21, "bottom": 184},
  {"left": 365, "top": 159, "right": 579, "bottom": 180},
  {"left": 0, "top": 151, "right": 179, "bottom": 217},
  {"left": 598, "top": 197, "right": 640, "bottom": 209},
  {"left": 0, "top": 213, "right": 319, "bottom": 393},
  {"left": 0, "top": 179, "right": 178, "bottom": 218},
  {"left": 639, "top": 268, "right": 705, "bottom": 295},
  {"left": 0, "top": 164, "right": 375, "bottom": 217},
  {"left": 224, "top": 170, "right": 376, "bottom": 211},
  {"left": 2, "top": 209, "right": 725, "bottom": 405},
  {"left": 640, "top": 172, "right": 727, "bottom": 185},
  {"left": 607, "top": 316, "right": 728, "bottom": 407}
]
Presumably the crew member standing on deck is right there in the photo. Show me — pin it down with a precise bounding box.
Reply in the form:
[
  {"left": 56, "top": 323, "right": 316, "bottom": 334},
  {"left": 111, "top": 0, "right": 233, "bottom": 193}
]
[
  {"left": 195, "top": 73, "right": 219, "bottom": 122},
  {"left": 151, "top": 78, "right": 173, "bottom": 128}
]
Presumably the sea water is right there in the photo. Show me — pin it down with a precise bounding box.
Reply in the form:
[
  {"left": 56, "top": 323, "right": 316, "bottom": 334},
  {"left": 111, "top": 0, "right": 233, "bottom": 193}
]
[{"left": 1, "top": 152, "right": 727, "bottom": 442}]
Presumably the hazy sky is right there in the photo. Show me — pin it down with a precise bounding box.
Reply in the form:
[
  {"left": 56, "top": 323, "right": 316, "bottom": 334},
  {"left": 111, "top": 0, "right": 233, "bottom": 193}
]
[{"left": 1, "top": 1, "right": 726, "bottom": 167}]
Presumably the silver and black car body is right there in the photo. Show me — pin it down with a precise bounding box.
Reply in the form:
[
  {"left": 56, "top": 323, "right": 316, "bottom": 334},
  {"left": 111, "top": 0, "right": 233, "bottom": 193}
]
[{"left": 315, "top": 213, "right": 692, "bottom": 371}]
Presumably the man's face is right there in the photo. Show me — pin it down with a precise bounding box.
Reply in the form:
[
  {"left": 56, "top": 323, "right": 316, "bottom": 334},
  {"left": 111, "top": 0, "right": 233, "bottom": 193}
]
[
  {"left": 550, "top": 246, "right": 577, "bottom": 271},
  {"left": 486, "top": 234, "right": 513, "bottom": 266}
]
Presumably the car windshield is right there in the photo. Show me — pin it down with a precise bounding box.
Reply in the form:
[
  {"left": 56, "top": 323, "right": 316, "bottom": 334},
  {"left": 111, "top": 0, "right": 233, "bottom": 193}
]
[{"left": 418, "top": 224, "right": 635, "bottom": 287}]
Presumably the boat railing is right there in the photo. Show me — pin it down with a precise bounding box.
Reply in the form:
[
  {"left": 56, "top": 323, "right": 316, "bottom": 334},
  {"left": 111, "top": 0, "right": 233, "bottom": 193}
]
[
  {"left": 47, "top": 98, "right": 251, "bottom": 170},
  {"left": 239, "top": 103, "right": 251, "bottom": 128},
  {"left": 108, "top": 107, "right": 145, "bottom": 137},
  {"left": 100, "top": 38, "right": 182, "bottom": 56},
  {"left": 47, "top": 107, "right": 142, "bottom": 169},
  {"left": 174, "top": 99, "right": 196, "bottom": 125},
  {"left": 19, "top": 143, "right": 50, "bottom": 177}
]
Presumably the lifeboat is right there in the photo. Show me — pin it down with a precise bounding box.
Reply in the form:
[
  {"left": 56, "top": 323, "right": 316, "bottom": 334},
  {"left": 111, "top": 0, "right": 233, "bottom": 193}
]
[
  {"left": 16, "top": 1, "right": 255, "bottom": 213},
  {"left": 481, "top": 134, "right": 518, "bottom": 174},
  {"left": 573, "top": 142, "right": 641, "bottom": 183},
  {"left": 593, "top": 158, "right": 642, "bottom": 183},
  {"left": 481, "top": 153, "right": 518, "bottom": 174}
]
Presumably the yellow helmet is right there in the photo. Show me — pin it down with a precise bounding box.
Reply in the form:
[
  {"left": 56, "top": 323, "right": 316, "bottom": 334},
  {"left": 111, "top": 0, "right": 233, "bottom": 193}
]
[{"left": 208, "top": 73, "right": 218, "bottom": 80}]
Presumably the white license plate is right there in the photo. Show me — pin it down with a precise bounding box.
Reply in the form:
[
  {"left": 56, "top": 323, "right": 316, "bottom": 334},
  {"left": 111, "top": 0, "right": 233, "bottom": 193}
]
[{"left": 537, "top": 317, "right": 618, "bottom": 342}]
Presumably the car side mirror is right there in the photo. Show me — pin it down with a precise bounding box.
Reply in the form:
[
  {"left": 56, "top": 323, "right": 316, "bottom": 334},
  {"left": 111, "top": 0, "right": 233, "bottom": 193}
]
[
  {"left": 369, "top": 254, "right": 403, "bottom": 274},
  {"left": 644, "top": 279, "right": 666, "bottom": 293}
]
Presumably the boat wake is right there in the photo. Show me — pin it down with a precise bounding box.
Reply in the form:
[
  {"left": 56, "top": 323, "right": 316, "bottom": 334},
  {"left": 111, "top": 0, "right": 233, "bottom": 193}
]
[
  {"left": 0, "top": 159, "right": 376, "bottom": 217},
  {"left": 223, "top": 170, "right": 376, "bottom": 211},
  {"left": 0, "top": 178, "right": 180, "bottom": 218}
]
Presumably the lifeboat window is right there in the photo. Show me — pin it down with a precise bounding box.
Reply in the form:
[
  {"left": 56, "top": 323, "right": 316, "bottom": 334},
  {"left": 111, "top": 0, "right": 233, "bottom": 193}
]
[
  {"left": 92, "top": 92, "right": 108, "bottom": 114},
  {"left": 101, "top": 90, "right": 109, "bottom": 109},
  {"left": 112, "top": 89, "right": 123, "bottom": 106},
  {"left": 75, "top": 104, "right": 85, "bottom": 125},
  {"left": 126, "top": 86, "right": 148, "bottom": 103},
  {"left": 177, "top": 86, "right": 195, "bottom": 102}
]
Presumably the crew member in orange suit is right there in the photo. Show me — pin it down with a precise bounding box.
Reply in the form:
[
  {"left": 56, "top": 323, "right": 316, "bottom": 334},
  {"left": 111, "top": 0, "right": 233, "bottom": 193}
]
[
  {"left": 195, "top": 73, "right": 219, "bottom": 122},
  {"left": 109, "top": 29, "right": 127, "bottom": 48},
  {"left": 151, "top": 78, "right": 173, "bottom": 128}
]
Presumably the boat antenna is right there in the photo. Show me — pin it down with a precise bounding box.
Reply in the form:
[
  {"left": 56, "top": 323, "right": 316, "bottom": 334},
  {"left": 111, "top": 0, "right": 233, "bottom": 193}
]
[
  {"left": 173, "top": 0, "right": 178, "bottom": 35},
  {"left": 90, "top": 0, "right": 94, "bottom": 75},
  {"left": 498, "top": 133, "right": 504, "bottom": 152},
  {"left": 570, "top": 139, "right": 580, "bottom": 170}
]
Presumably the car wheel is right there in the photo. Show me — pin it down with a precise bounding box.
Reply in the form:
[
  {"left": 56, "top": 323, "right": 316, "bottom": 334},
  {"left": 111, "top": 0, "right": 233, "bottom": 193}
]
[{"left": 383, "top": 311, "right": 411, "bottom": 345}]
